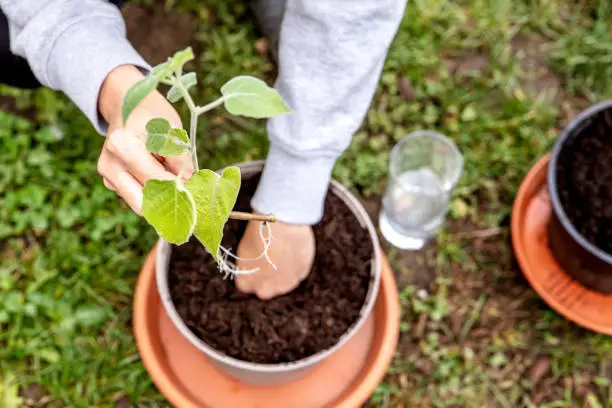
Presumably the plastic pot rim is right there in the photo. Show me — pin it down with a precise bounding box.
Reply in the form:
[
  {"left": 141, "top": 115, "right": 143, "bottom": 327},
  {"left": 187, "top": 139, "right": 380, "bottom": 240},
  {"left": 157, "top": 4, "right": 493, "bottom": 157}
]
[{"left": 155, "top": 160, "right": 382, "bottom": 376}]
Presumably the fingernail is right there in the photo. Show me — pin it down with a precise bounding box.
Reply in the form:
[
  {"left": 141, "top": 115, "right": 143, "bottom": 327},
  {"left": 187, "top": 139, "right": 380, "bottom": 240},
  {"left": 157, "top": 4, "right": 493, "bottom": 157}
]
[{"left": 135, "top": 193, "right": 143, "bottom": 212}]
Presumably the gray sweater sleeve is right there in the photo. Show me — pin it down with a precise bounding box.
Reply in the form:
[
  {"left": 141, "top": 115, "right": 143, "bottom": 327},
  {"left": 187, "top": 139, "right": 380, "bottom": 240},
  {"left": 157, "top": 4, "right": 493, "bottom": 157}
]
[
  {"left": 3, "top": 0, "right": 405, "bottom": 225},
  {"left": 251, "top": 0, "right": 406, "bottom": 224},
  {"left": 1, "top": 0, "right": 148, "bottom": 134}
]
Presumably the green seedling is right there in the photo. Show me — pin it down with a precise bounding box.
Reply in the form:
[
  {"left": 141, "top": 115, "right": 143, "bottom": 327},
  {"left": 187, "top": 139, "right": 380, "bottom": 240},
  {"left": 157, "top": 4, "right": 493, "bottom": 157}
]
[{"left": 122, "top": 47, "right": 290, "bottom": 267}]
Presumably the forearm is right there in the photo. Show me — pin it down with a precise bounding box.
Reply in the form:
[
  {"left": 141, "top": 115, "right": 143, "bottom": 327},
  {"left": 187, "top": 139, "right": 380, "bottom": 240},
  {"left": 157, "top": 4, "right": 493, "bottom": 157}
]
[
  {"left": 1, "top": 0, "right": 149, "bottom": 134},
  {"left": 252, "top": 0, "right": 406, "bottom": 224}
]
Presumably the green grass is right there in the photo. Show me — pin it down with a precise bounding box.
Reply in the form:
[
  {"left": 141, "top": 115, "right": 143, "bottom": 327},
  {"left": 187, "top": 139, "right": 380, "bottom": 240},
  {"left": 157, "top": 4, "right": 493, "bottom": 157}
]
[{"left": 1, "top": 0, "right": 612, "bottom": 406}]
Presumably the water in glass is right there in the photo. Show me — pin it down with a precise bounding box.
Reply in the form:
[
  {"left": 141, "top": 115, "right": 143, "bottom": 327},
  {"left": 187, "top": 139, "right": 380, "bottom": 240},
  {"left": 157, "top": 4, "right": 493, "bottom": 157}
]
[{"left": 379, "top": 131, "right": 462, "bottom": 250}]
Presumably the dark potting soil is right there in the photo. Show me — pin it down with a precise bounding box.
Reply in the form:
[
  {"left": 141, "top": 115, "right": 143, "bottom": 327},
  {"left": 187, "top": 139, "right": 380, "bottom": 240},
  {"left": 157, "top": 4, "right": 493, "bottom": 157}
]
[
  {"left": 556, "top": 108, "right": 612, "bottom": 255},
  {"left": 168, "top": 175, "right": 374, "bottom": 364}
]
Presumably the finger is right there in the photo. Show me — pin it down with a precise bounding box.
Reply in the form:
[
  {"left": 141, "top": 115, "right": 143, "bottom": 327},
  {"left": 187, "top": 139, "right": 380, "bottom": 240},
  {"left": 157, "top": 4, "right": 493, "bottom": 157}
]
[
  {"left": 258, "top": 275, "right": 305, "bottom": 300},
  {"left": 234, "top": 276, "right": 253, "bottom": 293},
  {"left": 103, "top": 178, "right": 116, "bottom": 191},
  {"left": 102, "top": 157, "right": 144, "bottom": 215},
  {"left": 107, "top": 129, "right": 176, "bottom": 185},
  {"left": 255, "top": 289, "right": 275, "bottom": 300},
  {"left": 115, "top": 170, "right": 144, "bottom": 215},
  {"left": 255, "top": 283, "right": 284, "bottom": 300},
  {"left": 125, "top": 152, "right": 176, "bottom": 186},
  {"left": 163, "top": 151, "right": 194, "bottom": 180}
]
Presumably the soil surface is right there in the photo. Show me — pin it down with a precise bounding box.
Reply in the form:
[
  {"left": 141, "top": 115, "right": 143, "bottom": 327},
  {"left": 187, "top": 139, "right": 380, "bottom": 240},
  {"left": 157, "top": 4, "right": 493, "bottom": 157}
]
[
  {"left": 168, "top": 175, "right": 374, "bottom": 364},
  {"left": 556, "top": 108, "right": 612, "bottom": 255},
  {"left": 122, "top": 2, "right": 196, "bottom": 66}
]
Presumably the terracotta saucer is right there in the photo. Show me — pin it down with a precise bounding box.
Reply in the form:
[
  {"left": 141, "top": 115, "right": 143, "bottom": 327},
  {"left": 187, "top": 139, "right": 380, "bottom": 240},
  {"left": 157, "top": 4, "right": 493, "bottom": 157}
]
[
  {"left": 512, "top": 155, "right": 612, "bottom": 335},
  {"left": 133, "top": 245, "right": 400, "bottom": 408}
]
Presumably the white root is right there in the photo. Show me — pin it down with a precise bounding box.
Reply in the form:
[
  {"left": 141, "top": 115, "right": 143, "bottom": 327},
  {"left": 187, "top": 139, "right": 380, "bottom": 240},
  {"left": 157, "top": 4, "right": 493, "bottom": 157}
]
[
  {"left": 259, "top": 221, "right": 277, "bottom": 272},
  {"left": 217, "top": 252, "right": 259, "bottom": 279},
  {"left": 217, "top": 222, "right": 278, "bottom": 279}
]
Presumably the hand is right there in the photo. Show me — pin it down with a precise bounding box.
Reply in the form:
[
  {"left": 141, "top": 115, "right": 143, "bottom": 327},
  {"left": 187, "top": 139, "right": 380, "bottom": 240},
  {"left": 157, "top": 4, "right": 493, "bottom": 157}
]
[
  {"left": 235, "top": 219, "right": 315, "bottom": 299},
  {"left": 96, "top": 65, "right": 193, "bottom": 214}
]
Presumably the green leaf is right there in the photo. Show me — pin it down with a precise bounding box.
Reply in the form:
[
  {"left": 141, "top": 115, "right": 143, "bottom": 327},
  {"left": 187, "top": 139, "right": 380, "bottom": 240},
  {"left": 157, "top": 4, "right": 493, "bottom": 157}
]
[
  {"left": 4, "top": 291, "right": 22, "bottom": 312},
  {"left": 122, "top": 60, "right": 177, "bottom": 124},
  {"left": 585, "top": 393, "right": 603, "bottom": 408},
  {"left": 38, "top": 347, "right": 61, "bottom": 363},
  {"left": 122, "top": 76, "right": 159, "bottom": 124},
  {"left": 74, "top": 305, "right": 107, "bottom": 327},
  {"left": 145, "top": 118, "right": 170, "bottom": 152},
  {"left": 167, "top": 72, "right": 198, "bottom": 103},
  {"left": 166, "top": 129, "right": 189, "bottom": 150},
  {"left": 461, "top": 105, "right": 477, "bottom": 122},
  {"left": 142, "top": 179, "right": 196, "bottom": 245},
  {"left": 489, "top": 351, "right": 507, "bottom": 368},
  {"left": 220, "top": 76, "right": 291, "bottom": 118},
  {"left": 168, "top": 47, "right": 194, "bottom": 73},
  {"left": 185, "top": 167, "right": 241, "bottom": 259},
  {"left": 182, "top": 72, "right": 197, "bottom": 88},
  {"left": 145, "top": 118, "right": 189, "bottom": 156},
  {"left": 151, "top": 61, "right": 171, "bottom": 78},
  {"left": 167, "top": 87, "right": 182, "bottom": 104},
  {"left": 0, "top": 372, "right": 22, "bottom": 408}
]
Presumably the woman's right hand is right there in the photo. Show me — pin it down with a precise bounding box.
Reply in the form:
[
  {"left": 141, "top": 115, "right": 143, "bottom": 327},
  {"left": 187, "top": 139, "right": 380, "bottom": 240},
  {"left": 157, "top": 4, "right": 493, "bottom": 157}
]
[{"left": 96, "top": 65, "right": 193, "bottom": 214}]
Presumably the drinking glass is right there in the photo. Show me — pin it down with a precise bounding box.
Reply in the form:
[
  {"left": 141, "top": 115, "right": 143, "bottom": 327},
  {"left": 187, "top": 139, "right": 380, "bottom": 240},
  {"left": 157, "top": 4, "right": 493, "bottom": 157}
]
[{"left": 379, "top": 130, "right": 463, "bottom": 250}]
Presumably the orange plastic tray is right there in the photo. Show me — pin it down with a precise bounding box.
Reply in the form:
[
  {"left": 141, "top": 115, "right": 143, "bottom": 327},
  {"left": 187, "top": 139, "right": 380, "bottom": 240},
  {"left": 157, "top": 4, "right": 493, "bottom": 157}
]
[
  {"left": 512, "top": 155, "right": 612, "bottom": 335},
  {"left": 133, "top": 246, "right": 400, "bottom": 407}
]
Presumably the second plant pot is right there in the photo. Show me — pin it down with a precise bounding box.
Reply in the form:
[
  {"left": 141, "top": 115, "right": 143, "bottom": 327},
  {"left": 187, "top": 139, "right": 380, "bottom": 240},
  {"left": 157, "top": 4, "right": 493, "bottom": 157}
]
[
  {"left": 547, "top": 99, "right": 612, "bottom": 294},
  {"left": 155, "top": 161, "right": 382, "bottom": 385}
]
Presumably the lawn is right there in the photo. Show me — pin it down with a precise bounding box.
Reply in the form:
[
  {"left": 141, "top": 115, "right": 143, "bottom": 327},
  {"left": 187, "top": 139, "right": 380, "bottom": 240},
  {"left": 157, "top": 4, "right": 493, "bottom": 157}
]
[{"left": 1, "top": 0, "right": 612, "bottom": 407}]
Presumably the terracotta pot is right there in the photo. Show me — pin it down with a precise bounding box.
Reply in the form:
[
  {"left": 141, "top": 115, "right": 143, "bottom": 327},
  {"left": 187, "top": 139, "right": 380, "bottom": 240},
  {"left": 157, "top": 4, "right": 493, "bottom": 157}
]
[
  {"left": 547, "top": 100, "right": 612, "bottom": 293},
  {"left": 512, "top": 155, "right": 612, "bottom": 335},
  {"left": 155, "top": 161, "right": 382, "bottom": 385},
  {"left": 134, "top": 244, "right": 399, "bottom": 407}
]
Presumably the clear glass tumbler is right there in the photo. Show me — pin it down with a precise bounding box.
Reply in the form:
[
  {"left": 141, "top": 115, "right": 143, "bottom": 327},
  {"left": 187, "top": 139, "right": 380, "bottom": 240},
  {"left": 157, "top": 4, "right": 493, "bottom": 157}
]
[{"left": 379, "top": 130, "right": 463, "bottom": 250}]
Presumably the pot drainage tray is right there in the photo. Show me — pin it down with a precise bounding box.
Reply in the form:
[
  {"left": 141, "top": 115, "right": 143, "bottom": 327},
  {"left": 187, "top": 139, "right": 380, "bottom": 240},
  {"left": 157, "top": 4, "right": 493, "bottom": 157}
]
[
  {"left": 133, "top": 246, "right": 399, "bottom": 408},
  {"left": 512, "top": 155, "right": 612, "bottom": 335}
]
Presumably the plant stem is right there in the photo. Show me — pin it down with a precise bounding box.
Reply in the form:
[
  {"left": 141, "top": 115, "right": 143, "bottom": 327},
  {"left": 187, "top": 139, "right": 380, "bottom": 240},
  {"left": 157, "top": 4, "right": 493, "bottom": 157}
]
[
  {"left": 177, "top": 159, "right": 191, "bottom": 181},
  {"left": 189, "top": 111, "right": 198, "bottom": 171},
  {"left": 229, "top": 212, "right": 276, "bottom": 223},
  {"left": 173, "top": 75, "right": 200, "bottom": 171},
  {"left": 172, "top": 75, "right": 276, "bottom": 224},
  {"left": 195, "top": 96, "right": 228, "bottom": 115}
]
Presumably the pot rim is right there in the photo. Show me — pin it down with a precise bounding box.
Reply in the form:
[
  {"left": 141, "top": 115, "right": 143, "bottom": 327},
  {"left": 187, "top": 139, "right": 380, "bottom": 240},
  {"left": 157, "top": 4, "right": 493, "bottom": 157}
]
[
  {"left": 548, "top": 98, "right": 612, "bottom": 266},
  {"left": 156, "top": 160, "right": 381, "bottom": 373}
]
